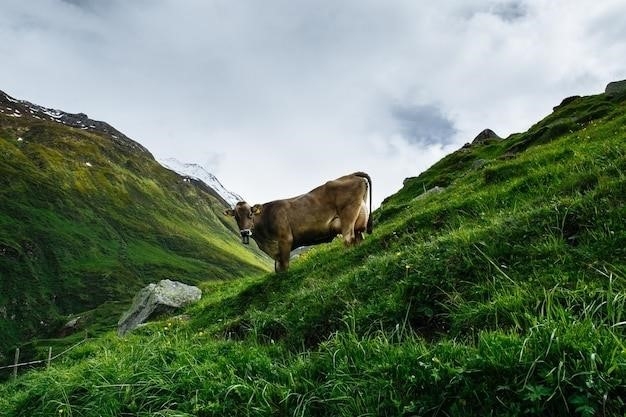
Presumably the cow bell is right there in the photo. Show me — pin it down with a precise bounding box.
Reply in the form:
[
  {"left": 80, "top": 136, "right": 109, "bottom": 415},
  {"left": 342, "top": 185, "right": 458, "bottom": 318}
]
[{"left": 240, "top": 229, "right": 252, "bottom": 244}]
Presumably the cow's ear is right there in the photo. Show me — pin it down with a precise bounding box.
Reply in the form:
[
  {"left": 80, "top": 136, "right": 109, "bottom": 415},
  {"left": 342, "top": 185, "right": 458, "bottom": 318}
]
[
  {"left": 251, "top": 204, "right": 262, "bottom": 215},
  {"left": 224, "top": 208, "right": 235, "bottom": 217}
]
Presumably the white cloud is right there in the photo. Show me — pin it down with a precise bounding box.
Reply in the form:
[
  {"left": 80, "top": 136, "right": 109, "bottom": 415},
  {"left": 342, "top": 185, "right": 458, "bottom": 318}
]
[{"left": 1, "top": 0, "right": 626, "bottom": 208}]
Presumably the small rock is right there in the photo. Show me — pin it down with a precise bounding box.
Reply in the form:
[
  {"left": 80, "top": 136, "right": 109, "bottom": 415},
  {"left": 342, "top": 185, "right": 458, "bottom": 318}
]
[
  {"left": 64, "top": 317, "right": 80, "bottom": 329},
  {"left": 472, "top": 159, "right": 487, "bottom": 169},
  {"left": 414, "top": 186, "right": 445, "bottom": 201},
  {"left": 58, "top": 316, "right": 82, "bottom": 337}
]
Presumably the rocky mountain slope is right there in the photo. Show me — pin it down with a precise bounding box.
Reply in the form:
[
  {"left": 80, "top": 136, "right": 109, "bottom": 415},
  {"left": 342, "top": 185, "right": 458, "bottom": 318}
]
[{"left": 0, "top": 90, "right": 270, "bottom": 360}]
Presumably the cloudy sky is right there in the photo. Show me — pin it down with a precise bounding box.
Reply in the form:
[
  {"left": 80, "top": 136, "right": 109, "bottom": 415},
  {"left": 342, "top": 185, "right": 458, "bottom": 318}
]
[{"left": 2, "top": 0, "right": 625, "bottom": 208}]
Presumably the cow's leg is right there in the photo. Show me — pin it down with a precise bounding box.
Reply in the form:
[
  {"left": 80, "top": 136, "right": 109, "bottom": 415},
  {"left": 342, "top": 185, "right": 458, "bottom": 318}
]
[
  {"left": 353, "top": 204, "right": 368, "bottom": 245},
  {"left": 339, "top": 204, "right": 362, "bottom": 246},
  {"left": 275, "top": 240, "right": 291, "bottom": 272}
]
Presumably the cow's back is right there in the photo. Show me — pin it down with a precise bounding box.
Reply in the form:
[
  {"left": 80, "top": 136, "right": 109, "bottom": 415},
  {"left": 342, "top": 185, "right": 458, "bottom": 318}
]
[{"left": 287, "top": 173, "right": 369, "bottom": 246}]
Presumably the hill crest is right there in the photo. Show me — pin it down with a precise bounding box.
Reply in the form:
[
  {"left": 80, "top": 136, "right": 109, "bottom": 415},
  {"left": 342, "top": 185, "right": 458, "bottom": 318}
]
[{"left": 0, "top": 90, "right": 151, "bottom": 157}]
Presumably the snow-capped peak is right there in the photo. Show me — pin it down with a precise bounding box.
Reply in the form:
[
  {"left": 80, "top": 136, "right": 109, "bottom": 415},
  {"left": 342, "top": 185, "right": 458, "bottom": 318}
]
[{"left": 158, "top": 158, "right": 243, "bottom": 207}]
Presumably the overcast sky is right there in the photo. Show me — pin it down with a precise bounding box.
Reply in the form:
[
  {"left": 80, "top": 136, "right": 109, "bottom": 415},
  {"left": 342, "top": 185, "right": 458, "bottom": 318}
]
[{"left": 2, "top": 0, "right": 625, "bottom": 208}]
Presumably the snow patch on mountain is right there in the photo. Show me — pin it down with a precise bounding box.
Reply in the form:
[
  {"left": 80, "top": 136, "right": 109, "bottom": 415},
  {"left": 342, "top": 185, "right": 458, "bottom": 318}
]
[{"left": 158, "top": 158, "right": 243, "bottom": 207}]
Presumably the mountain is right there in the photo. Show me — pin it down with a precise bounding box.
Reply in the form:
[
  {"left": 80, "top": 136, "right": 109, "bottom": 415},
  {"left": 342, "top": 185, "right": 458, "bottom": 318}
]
[
  {"left": 0, "top": 90, "right": 270, "bottom": 360},
  {"left": 1, "top": 82, "right": 625, "bottom": 416},
  {"left": 158, "top": 158, "right": 243, "bottom": 207},
  {"left": 0, "top": 90, "right": 151, "bottom": 156}
]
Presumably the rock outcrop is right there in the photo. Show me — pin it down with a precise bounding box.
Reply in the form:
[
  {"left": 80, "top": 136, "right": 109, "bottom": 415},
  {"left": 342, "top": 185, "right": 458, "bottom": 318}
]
[
  {"left": 117, "top": 279, "right": 202, "bottom": 336},
  {"left": 553, "top": 95, "right": 581, "bottom": 111},
  {"left": 471, "top": 129, "right": 501, "bottom": 145},
  {"left": 605, "top": 79, "right": 626, "bottom": 98}
]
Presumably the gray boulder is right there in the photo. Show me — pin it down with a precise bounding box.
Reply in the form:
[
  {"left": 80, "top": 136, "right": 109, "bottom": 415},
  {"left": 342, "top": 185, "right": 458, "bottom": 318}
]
[
  {"left": 472, "top": 129, "right": 501, "bottom": 145},
  {"left": 605, "top": 79, "right": 626, "bottom": 97},
  {"left": 117, "top": 279, "right": 201, "bottom": 336}
]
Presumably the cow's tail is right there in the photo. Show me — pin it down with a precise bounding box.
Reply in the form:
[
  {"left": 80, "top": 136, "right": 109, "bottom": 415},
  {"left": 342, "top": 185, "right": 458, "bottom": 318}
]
[{"left": 353, "top": 172, "right": 373, "bottom": 234}]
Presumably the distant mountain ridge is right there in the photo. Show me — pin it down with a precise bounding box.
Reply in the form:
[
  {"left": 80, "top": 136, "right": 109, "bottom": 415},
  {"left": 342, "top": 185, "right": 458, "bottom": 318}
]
[
  {"left": 0, "top": 90, "right": 241, "bottom": 207},
  {"left": 0, "top": 90, "right": 151, "bottom": 156},
  {"left": 159, "top": 158, "right": 243, "bottom": 207}
]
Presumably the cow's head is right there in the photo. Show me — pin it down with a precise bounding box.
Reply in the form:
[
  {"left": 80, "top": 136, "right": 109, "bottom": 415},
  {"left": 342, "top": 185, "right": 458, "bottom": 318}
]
[{"left": 224, "top": 201, "right": 262, "bottom": 244}]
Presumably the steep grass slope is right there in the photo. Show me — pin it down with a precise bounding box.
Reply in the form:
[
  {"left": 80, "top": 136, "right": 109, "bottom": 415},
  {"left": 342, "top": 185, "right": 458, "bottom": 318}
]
[
  {"left": 1, "top": 86, "right": 625, "bottom": 416},
  {"left": 0, "top": 92, "right": 270, "bottom": 361}
]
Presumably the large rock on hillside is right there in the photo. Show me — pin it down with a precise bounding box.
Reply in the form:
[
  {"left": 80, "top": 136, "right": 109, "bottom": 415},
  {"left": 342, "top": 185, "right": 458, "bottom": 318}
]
[
  {"left": 471, "top": 128, "right": 501, "bottom": 145},
  {"left": 117, "top": 279, "right": 202, "bottom": 336},
  {"left": 605, "top": 80, "right": 626, "bottom": 97}
]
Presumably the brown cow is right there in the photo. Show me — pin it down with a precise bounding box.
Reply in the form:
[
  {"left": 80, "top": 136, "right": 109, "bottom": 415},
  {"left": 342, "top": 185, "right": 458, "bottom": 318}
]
[{"left": 224, "top": 172, "right": 373, "bottom": 272}]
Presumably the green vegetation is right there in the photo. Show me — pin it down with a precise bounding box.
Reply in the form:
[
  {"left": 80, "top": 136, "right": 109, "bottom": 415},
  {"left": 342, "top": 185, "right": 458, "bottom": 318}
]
[
  {"left": 0, "top": 113, "right": 270, "bottom": 361},
  {"left": 1, "top": 89, "right": 625, "bottom": 416}
]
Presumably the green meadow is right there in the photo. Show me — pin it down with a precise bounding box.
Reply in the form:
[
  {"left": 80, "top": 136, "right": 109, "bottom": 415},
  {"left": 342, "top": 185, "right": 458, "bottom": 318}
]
[{"left": 1, "top": 89, "right": 625, "bottom": 415}]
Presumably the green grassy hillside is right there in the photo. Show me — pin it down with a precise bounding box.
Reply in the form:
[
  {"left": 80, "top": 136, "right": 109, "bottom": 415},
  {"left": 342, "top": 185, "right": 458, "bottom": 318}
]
[
  {"left": 1, "top": 86, "right": 625, "bottom": 416},
  {"left": 0, "top": 97, "right": 270, "bottom": 361}
]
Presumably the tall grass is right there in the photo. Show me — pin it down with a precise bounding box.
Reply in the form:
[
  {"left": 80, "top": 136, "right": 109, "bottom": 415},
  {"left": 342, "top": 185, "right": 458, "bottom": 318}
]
[{"left": 1, "top": 306, "right": 623, "bottom": 416}]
